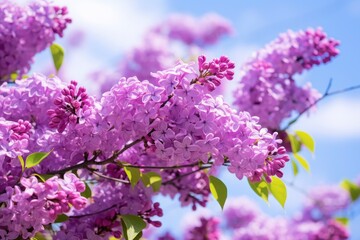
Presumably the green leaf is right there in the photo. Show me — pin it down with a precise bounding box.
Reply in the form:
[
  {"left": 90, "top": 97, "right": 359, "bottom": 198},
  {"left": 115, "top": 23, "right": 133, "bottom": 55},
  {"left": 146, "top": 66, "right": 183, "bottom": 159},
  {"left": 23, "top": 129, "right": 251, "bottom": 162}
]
[
  {"left": 124, "top": 166, "right": 141, "bottom": 188},
  {"left": 81, "top": 182, "right": 92, "bottom": 198},
  {"left": 25, "top": 151, "right": 52, "bottom": 168},
  {"left": 335, "top": 217, "right": 349, "bottom": 226},
  {"left": 50, "top": 43, "right": 65, "bottom": 72},
  {"left": 10, "top": 72, "right": 18, "bottom": 81},
  {"left": 295, "top": 130, "right": 315, "bottom": 153},
  {"left": 31, "top": 232, "right": 47, "bottom": 240},
  {"left": 121, "top": 214, "right": 146, "bottom": 240},
  {"left": 291, "top": 160, "right": 299, "bottom": 177},
  {"left": 268, "top": 176, "right": 287, "bottom": 208},
  {"left": 32, "top": 173, "right": 54, "bottom": 182},
  {"left": 288, "top": 133, "right": 301, "bottom": 153},
  {"left": 209, "top": 175, "right": 227, "bottom": 209},
  {"left": 54, "top": 214, "right": 69, "bottom": 223},
  {"left": 248, "top": 178, "right": 269, "bottom": 203},
  {"left": 293, "top": 153, "right": 310, "bottom": 172},
  {"left": 341, "top": 180, "right": 360, "bottom": 202},
  {"left": 141, "top": 172, "right": 162, "bottom": 192},
  {"left": 18, "top": 155, "right": 25, "bottom": 172}
]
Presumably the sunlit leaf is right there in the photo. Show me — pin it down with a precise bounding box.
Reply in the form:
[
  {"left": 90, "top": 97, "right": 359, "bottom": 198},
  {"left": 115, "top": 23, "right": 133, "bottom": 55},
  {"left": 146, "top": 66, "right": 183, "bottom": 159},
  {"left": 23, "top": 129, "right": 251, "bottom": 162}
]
[
  {"left": 18, "top": 155, "right": 25, "bottom": 172},
  {"left": 295, "top": 130, "right": 315, "bottom": 153},
  {"left": 50, "top": 43, "right": 64, "bottom": 72},
  {"left": 268, "top": 176, "right": 287, "bottom": 208},
  {"left": 293, "top": 153, "right": 310, "bottom": 172},
  {"left": 291, "top": 160, "right": 299, "bottom": 176},
  {"left": 124, "top": 166, "right": 141, "bottom": 188},
  {"left": 25, "top": 151, "right": 52, "bottom": 168},
  {"left": 141, "top": 172, "right": 162, "bottom": 192},
  {"left": 121, "top": 214, "right": 146, "bottom": 240},
  {"left": 31, "top": 232, "right": 47, "bottom": 240},
  {"left": 54, "top": 214, "right": 68, "bottom": 223},
  {"left": 288, "top": 133, "right": 301, "bottom": 153},
  {"left": 81, "top": 181, "right": 92, "bottom": 198},
  {"left": 335, "top": 217, "right": 349, "bottom": 226},
  {"left": 248, "top": 178, "right": 269, "bottom": 203},
  {"left": 209, "top": 175, "right": 227, "bottom": 209},
  {"left": 341, "top": 180, "right": 360, "bottom": 202}
]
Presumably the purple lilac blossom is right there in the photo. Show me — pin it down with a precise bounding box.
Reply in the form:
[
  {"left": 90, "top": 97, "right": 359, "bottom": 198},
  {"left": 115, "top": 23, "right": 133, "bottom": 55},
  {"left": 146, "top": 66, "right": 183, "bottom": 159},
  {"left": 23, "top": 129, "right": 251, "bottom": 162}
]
[
  {"left": 0, "top": 173, "right": 86, "bottom": 239},
  {"left": 233, "top": 28, "right": 339, "bottom": 130},
  {"left": 0, "top": 55, "right": 288, "bottom": 238},
  {"left": 0, "top": 0, "right": 71, "bottom": 81}
]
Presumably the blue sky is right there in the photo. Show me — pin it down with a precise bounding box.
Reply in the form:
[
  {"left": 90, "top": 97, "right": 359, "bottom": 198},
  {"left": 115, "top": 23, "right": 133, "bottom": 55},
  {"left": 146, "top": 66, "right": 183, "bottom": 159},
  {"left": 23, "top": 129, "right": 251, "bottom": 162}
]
[{"left": 30, "top": 0, "right": 360, "bottom": 238}]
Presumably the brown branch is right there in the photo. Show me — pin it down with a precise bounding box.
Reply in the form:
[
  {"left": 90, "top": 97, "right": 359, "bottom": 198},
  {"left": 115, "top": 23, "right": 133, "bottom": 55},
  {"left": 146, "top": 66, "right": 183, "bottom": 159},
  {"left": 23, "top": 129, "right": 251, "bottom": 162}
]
[{"left": 87, "top": 167, "right": 130, "bottom": 184}]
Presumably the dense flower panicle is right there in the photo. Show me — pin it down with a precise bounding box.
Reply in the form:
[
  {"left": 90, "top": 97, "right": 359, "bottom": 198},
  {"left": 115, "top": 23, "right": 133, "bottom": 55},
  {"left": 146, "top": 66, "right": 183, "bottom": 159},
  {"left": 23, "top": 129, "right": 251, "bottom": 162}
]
[
  {"left": 0, "top": 118, "right": 32, "bottom": 192},
  {"left": 48, "top": 80, "right": 93, "bottom": 133},
  {"left": 0, "top": 1, "right": 71, "bottom": 80},
  {"left": 233, "top": 28, "right": 339, "bottom": 129},
  {"left": 0, "top": 173, "right": 86, "bottom": 240},
  {"left": 56, "top": 173, "right": 162, "bottom": 239},
  {"left": 0, "top": 118, "right": 32, "bottom": 158},
  {"left": 101, "top": 58, "right": 288, "bottom": 181},
  {"left": 257, "top": 28, "right": 339, "bottom": 75},
  {"left": 0, "top": 74, "right": 65, "bottom": 126},
  {"left": 185, "top": 217, "right": 221, "bottom": 240}
]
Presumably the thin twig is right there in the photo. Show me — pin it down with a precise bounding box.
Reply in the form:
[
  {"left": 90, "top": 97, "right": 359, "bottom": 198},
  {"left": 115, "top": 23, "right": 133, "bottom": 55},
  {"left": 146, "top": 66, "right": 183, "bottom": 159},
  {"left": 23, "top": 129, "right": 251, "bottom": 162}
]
[
  {"left": 87, "top": 167, "right": 130, "bottom": 184},
  {"left": 162, "top": 166, "right": 211, "bottom": 185},
  {"left": 283, "top": 81, "right": 360, "bottom": 130},
  {"left": 123, "top": 162, "right": 200, "bottom": 170},
  {"left": 69, "top": 204, "right": 120, "bottom": 219}
]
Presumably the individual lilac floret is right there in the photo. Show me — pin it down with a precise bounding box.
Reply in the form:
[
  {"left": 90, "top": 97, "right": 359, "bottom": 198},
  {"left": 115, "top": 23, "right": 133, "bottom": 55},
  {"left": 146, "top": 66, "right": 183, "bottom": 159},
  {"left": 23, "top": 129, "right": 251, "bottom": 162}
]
[
  {"left": 233, "top": 28, "right": 339, "bottom": 130},
  {"left": 196, "top": 55, "right": 235, "bottom": 91},
  {"left": 0, "top": 1, "right": 71, "bottom": 80},
  {"left": 48, "top": 81, "right": 92, "bottom": 133}
]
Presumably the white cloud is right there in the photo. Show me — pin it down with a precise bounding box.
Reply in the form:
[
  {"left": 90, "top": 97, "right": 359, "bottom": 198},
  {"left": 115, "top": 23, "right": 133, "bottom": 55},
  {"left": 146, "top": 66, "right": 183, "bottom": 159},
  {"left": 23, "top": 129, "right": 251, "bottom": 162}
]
[
  {"left": 292, "top": 97, "right": 360, "bottom": 139},
  {"left": 61, "top": 0, "right": 168, "bottom": 52}
]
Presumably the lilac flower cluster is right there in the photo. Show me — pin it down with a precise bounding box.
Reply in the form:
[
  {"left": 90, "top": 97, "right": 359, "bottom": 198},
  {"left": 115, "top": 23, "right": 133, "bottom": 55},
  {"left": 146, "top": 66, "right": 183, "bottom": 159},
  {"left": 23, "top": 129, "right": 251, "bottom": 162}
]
[
  {"left": 0, "top": 1, "right": 71, "bottom": 80},
  {"left": 56, "top": 173, "right": 162, "bottom": 239},
  {"left": 0, "top": 118, "right": 32, "bottom": 192},
  {"left": 233, "top": 28, "right": 339, "bottom": 129},
  {"left": 48, "top": 81, "right": 93, "bottom": 133},
  {"left": 102, "top": 58, "right": 288, "bottom": 182},
  {"left": 0, "top": 173, "right": 86, "bottom": 239},
  {"left": 197, "top": 55, "right": 235, "bottom": 91}
]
